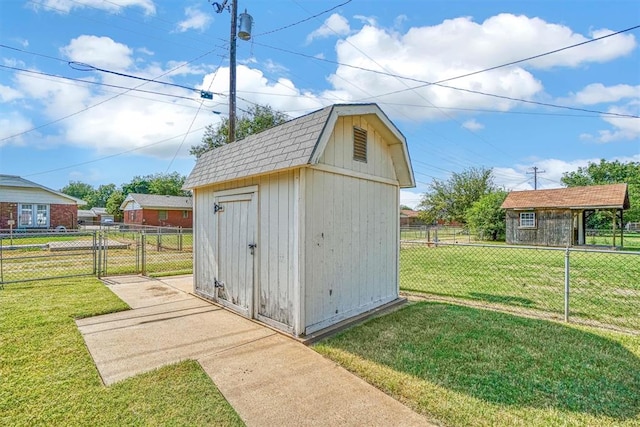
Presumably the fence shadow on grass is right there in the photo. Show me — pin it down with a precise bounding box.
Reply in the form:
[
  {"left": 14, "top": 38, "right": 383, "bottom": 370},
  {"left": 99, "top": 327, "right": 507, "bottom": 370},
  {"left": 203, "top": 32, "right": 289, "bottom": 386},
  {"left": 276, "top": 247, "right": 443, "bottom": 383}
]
[{"left": 319, "top": 301, "right": 640, "bottom": 420}]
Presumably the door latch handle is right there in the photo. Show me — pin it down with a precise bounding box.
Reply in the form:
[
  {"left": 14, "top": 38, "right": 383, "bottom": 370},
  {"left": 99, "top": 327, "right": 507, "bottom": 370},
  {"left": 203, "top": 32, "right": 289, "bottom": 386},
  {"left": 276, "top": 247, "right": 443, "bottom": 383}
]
[{"left": 248, "top": 243, "right": 257, "bottom": 255}]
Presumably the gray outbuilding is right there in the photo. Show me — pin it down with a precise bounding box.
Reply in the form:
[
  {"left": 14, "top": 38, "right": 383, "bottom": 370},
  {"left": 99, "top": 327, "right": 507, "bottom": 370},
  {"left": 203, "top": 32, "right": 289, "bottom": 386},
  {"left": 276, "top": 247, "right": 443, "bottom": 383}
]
[{"left": 184, "top": 103, "right": 415, "bottom": 337}]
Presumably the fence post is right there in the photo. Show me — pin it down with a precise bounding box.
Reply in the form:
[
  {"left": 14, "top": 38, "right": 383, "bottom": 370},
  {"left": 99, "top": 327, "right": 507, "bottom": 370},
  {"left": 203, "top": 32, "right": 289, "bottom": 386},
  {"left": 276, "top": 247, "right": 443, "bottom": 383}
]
[
  {"left": 97, "top": 232, "right": 102, "bottom": 279},
  {"left": 564, "top": 247, "right": 570, "bottom": 322},
  {"left": 1, "top": 237, "right": 4, "bottom": 287},
  {"left": 141, "top": 232, "right": 147, "bottom": 276},
  {"left": 92, "top": 231, "right": 97, "bottom": 275}
]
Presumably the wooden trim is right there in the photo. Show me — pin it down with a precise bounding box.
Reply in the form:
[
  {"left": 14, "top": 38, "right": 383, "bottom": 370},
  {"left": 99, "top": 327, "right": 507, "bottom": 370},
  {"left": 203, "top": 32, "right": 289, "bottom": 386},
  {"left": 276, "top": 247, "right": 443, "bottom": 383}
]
[
  {"left": 311, "top": 163, "right": 398, "bottom": 186},
  {"left": 213, "top": 185, "right": 258, "bottom": 198}
]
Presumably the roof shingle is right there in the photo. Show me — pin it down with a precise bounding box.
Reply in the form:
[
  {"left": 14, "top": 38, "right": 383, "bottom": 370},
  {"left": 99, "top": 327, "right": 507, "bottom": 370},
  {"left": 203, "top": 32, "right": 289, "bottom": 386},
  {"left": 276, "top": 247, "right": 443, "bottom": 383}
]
[{"left": 501, "top": 184, "right": 630, "bottom": 210}]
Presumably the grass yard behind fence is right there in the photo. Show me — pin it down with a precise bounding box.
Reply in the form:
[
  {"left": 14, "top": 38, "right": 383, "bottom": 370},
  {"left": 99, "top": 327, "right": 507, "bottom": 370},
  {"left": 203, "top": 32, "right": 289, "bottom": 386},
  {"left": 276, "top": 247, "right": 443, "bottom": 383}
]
[
  {"left": 0, "top": 277, "right": 243, "bottom": 426},
  {"left": 315, "top": 301, "right": 640, "bottom": 427},
  {"left": 400, "top": 243, "right": 640, "bottom": 332}
]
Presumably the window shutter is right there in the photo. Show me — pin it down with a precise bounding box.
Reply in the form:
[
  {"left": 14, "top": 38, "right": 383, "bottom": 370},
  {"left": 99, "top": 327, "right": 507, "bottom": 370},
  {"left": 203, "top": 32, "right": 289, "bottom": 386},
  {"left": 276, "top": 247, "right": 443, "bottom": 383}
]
[{"left": 353, "top": 127, "right": 367, "bottom": 162}]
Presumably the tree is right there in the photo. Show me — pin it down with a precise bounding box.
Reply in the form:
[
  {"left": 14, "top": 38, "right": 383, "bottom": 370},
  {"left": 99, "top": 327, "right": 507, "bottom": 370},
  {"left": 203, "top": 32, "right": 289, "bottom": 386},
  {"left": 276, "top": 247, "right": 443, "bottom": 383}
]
[
  {"left": 61, "top": 181, "right": 96, "bottom": 207},
  {"left": 106, "top": 190, "right": 125, "bottom": 220},
  {"left": 399, "top": 204, "right": 413, "bottom": 211},
  {"left": 466, "top": 190, "right": 508, "bottom": 241},
  {"left": 562, "top": 159, "right": 640, "bottom": 225},
  {"left": 121, "top": 172, "right": 190, "bottom": 197},
  {"left": 190, "top": 104, "right": 287, "bottom": 158},
  {"left": 148, "top": 172, "right": 189, "bottom": 196},
  {"left": 418, "top": 167, "right": 496, "bottom": 224},
  {"left": 92, "top": 184, "right": 116, "bottom": 207}
]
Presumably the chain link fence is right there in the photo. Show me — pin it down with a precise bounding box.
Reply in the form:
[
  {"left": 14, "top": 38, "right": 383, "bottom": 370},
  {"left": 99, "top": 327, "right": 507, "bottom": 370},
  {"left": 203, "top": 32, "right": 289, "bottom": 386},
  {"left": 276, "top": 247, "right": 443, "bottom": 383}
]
[
  {"left": 400, "top": 241, "right": 640, "bottom": 334},
  {"left": 0, "top": 226, "right": 193, "bottom": 286}
]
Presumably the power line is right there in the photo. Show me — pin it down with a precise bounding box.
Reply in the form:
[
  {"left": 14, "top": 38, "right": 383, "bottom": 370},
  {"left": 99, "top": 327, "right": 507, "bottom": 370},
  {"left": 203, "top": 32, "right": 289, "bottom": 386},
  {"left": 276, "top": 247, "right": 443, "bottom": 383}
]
[
  {"left": 527, "top": 167, "right": 547, "bottom": 190},
  {"left": 251, "top": 23, "right": 640, "bottom": 119},
  {"left": 253, "top": 0, "right": 352, "bottom": 37}
]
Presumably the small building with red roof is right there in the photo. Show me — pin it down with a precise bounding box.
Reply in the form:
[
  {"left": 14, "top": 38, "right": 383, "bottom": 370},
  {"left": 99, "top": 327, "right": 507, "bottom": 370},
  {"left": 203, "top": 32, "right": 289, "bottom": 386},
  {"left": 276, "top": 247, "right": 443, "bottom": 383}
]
[{"left": 501, "top": 183, "right": 629, "bottom": 247}]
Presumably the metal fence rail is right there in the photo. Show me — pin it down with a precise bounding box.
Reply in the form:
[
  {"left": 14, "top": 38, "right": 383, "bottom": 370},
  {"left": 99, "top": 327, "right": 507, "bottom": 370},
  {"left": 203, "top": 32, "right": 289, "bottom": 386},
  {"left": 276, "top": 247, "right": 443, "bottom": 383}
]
[
  {"left": 0, "top": 227, "right": 193, "bottom": 286},
  {"left": 400, "top": 241, "right": 640, "bottom": 334},
  {"left": 0, "top": 232, "right": 98, "bottom": 285}
]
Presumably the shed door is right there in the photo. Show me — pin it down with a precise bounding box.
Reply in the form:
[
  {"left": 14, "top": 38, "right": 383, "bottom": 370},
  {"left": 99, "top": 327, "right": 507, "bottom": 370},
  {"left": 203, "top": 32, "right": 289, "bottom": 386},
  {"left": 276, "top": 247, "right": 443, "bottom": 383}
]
[{"left": 214, "top": 192, "right": 257, "bottom": 318}]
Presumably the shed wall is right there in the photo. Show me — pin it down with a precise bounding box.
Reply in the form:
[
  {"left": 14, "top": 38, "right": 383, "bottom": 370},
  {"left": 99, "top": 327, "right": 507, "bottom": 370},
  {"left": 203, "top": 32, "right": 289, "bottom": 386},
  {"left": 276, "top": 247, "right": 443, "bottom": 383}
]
[
  {"left": 505, "top": 209, "right": 572, "bottom": 246},
  {"left": 193, "top": 170, "right": 298, "bottom": 329},
  {"left": 303, "top": 168, "right": 399, "bottom": 334},
  {"left": 318, "top": 116, "right": 397, "bottom": 181}
]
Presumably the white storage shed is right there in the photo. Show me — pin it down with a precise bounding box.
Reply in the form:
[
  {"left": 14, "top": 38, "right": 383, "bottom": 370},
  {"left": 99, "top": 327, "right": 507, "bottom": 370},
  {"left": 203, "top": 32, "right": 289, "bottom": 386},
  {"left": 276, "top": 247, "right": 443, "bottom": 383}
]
[{"left": 184, "top": 103, "right": 415, "bottom": 337}]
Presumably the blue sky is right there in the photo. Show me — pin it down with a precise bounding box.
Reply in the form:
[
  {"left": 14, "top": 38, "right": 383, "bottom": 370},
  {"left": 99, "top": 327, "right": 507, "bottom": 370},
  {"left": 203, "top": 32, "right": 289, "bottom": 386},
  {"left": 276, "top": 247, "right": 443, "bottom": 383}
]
[{"left": 1, "top": 0, "right": 638, "bottom": 208}]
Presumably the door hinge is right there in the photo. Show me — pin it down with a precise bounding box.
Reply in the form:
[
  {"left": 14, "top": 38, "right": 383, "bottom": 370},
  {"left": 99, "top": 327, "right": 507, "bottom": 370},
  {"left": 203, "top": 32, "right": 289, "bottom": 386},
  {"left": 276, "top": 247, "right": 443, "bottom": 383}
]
[
  {"left": 214, "top": 203, "right": 224, "bottom": 213},
  {"left": 214, "top": 278, "right": 225, "bottom": 288},
  {"left": 248, "top": 243, "right": 257, "bottom": 255}
]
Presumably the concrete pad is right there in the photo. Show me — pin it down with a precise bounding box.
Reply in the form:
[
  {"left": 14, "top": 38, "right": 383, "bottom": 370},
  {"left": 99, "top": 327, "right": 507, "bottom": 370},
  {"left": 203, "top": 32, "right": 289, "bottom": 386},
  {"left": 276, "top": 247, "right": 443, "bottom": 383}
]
[
  {"left": 200, "top": 334, "right": 432, "bottom": 426},
  {"left": 78, "top": 275, "right": 434, "bottom": 426}
]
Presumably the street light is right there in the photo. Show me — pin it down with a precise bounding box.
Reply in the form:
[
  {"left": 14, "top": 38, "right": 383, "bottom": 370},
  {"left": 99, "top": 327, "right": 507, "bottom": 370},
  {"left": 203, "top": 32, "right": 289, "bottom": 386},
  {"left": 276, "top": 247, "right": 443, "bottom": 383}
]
[{"left": 210, "top": 0, "right": 253, "bottom": 143}]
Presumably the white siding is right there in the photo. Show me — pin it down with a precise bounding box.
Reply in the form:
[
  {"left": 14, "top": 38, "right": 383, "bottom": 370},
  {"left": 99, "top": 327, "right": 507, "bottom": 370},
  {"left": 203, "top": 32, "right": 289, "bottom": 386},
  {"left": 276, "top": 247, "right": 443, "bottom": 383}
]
[
  {"left": 303, "top": 168, "right": 399, "bottom": 334},
  {"left": 0, "top": 187, "right": 79, "bottom": 204},
  {"left": 318, "top": 116, "right": 397, "bottom": 181},
  {"left": 192, "top": 171, "right": 298, "bottom": 330}
]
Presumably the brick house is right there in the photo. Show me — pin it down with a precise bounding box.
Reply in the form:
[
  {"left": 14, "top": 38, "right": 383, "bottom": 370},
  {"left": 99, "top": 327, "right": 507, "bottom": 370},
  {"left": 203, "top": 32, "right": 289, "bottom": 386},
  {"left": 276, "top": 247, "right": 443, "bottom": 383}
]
[
  {"left": 400, "top": 209, "right": 425, "bottom": 226},
  {"left": 120, "top": 193, "right": 193, "bottom": 228},
  {"left": 0, "top": 174, "right": 86, "bottom": 230}
]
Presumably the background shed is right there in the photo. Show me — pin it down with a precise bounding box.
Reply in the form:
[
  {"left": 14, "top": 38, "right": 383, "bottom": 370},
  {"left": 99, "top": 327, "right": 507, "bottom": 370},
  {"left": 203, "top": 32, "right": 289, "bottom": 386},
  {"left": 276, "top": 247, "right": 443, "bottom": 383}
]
[
  {"left": 184, "top": 103, "right": 415, "bottom": 337},
  {"left": 501, "top": 184, "right": 630, "bottom": 247}
]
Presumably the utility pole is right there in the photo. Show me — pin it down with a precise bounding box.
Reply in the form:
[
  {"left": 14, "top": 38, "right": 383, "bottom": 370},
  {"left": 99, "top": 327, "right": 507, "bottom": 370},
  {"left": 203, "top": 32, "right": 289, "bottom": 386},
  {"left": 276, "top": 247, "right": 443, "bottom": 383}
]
[
  {"left": 229, "top": 0, "right": 238, "bottom": 143},
  {"left": 210, "top": 0, "right": 252, "bottom": 143},
  {"left": 527, "top": 166, "right": 546, "bottom": 190}
]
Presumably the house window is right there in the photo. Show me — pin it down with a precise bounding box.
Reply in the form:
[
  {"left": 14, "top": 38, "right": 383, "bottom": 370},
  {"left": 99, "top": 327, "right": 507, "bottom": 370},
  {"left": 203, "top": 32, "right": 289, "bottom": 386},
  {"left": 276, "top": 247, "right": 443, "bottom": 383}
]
[
  {"left": 158, "top": 210, "right": 168, "bottom": 220},
  {"left": 519, "top": 212, "right": 536, "bottom": 228},
  {"left": 182, "top": 210, "right": 189, "bottom": 218},
  {"left": 18, "top": 204, "right": 49, "bottom": 228},
  {"left": 353, "top": 127, "right": 367, "bottom": 162}
]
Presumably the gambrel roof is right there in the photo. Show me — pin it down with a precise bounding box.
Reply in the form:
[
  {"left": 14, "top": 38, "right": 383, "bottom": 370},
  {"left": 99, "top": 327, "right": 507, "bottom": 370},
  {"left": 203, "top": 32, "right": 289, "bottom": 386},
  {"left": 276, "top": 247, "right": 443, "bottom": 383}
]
[
  {"left": 120, "top": 193, "right": 193, "bottom": 210},
  {"left": 501, "top": 183, "right": 630, "bottom": 210},
  {"left": 184, "top": 103, "right": 415, "bottom": 189}
]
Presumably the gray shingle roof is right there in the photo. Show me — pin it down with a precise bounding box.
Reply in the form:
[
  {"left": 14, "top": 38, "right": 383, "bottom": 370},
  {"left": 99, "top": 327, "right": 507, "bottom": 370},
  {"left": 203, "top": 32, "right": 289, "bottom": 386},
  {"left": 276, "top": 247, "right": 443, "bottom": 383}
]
[
  {"left": 122, "top": 193, "right": 193, "bottom": 210},
  {"left": 184, "top": 105, "right": 333, "bottom": 189},
  {"left": 184, "top": 103, "right": 415, "bottom": 189},
  {"left": 0, "top": 174, "right": 87, "bottom": 205}
]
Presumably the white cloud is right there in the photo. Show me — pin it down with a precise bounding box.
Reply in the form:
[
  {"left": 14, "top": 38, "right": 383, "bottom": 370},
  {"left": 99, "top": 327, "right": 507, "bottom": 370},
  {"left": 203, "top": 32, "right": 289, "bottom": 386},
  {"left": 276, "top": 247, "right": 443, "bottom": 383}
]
[
  {"left": 0, "top": 112, "right": 33, "bottom": 146},
  {"left": 568, "top": 83, "right": 640, "bottom": 105},
  {"left": 576, "top": 102, "right": 640, "bottom": 143},
  {"left": 326, "top": 14, "right": 637, "bottom": 121},
  {"left": 61, "top": 36, "right": 133, "bottom": 70},
  {"left": 400, "top": 189, "right": 422, "bottom": 209},
  {"left": 462, "top": 119, "right": 484, "bottom": 131},
  {"left": 29, "top": 0, "right": 155, "bottom": 15},
  {"left": 306, "top": 13, "right": 351, "bottom": 43},
  {"left": 0, "top": 84, "right": 23, "bottom": 102},
  {"left": 354, "top": 15, "right": 378, "bottom": 26},
  {"left": 495, "top": 154, "right": 640, "bottom": 191},
  {"left": 175, "top": 6, "right": 212, "bottom": 33}
]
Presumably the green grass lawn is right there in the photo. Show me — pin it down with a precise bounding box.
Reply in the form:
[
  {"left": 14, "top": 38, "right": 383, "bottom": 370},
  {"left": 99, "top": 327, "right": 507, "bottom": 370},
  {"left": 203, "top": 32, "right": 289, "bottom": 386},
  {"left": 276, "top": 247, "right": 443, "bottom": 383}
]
[
  {"left": 315, "top": 301, "right": 640, "bottom": 427},
  {"left": 400, "top": 244, "right": 640, "bottom": 332},
  {"left": 0, "top": 277, "right": 243, "bottom": 426}
]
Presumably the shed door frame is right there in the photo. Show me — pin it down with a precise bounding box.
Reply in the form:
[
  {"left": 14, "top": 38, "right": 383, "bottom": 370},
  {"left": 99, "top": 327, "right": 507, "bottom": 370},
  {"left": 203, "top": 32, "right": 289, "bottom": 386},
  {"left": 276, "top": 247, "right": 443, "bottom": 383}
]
[{"left": 212, "top": 185, "right": 258, "bottom": 318}]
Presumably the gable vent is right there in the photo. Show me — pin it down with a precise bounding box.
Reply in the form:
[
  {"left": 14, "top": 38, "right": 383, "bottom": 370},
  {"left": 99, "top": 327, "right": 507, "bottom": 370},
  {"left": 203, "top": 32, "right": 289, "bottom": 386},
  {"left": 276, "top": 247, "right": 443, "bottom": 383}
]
[{"left": 353, "top": 127, "right": 367, "bottom": 163}]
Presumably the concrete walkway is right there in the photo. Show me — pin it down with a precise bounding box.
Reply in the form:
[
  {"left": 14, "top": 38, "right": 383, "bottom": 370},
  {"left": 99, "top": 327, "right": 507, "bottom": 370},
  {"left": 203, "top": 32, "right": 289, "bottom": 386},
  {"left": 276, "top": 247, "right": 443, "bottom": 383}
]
[{"left": 77, "top": 275, "right": 434, "bottom": 426}]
